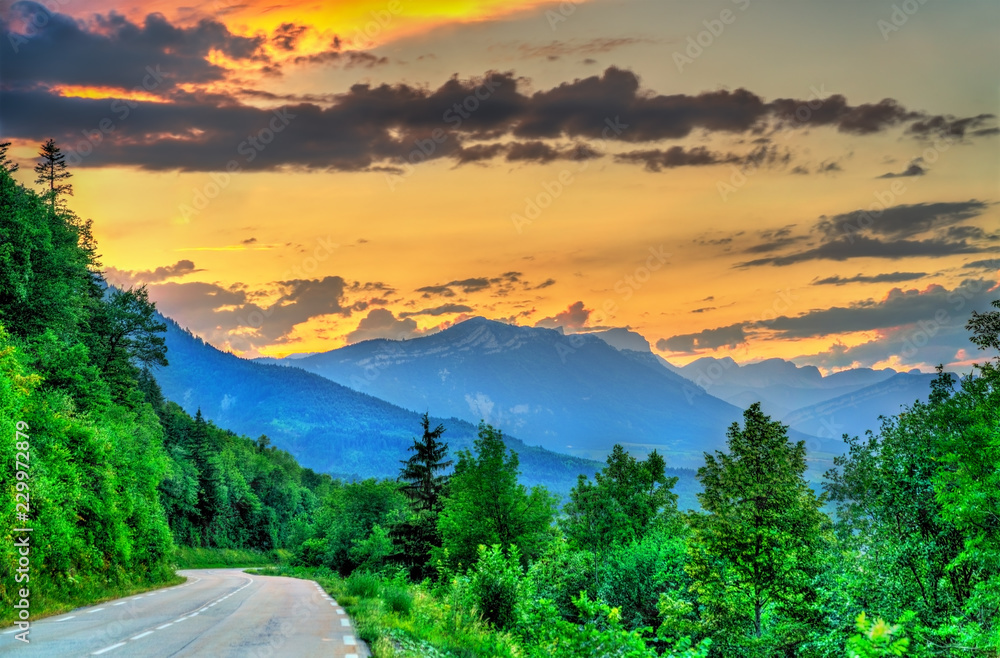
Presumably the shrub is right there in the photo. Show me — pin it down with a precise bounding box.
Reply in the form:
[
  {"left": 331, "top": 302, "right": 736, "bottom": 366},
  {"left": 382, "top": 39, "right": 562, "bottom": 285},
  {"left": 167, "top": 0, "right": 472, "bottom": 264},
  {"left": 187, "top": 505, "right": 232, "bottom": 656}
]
[
  {"left": 469, "top": 545, "right": 523, "bottom": 630},
  {"left": 346, "top": 571, "right": 380, "bottom": 599}
]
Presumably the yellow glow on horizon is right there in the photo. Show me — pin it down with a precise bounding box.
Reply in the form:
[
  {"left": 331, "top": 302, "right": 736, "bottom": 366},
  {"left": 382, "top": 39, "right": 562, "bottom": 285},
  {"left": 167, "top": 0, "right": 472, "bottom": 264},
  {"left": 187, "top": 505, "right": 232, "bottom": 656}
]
[{"left": 50, "top": 85, "right": 168, "bottom": 103}]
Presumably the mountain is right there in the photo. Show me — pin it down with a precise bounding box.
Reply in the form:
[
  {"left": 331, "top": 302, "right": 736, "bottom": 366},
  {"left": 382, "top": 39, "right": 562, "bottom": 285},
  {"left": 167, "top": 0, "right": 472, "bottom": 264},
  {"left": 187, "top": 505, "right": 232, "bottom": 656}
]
[
  {"left": 781, "top": 372, "right": 937, "bottom": 440},
  {"left": 255, "top": 317, "right": 829, "bottom": 469},
  {"left": 670, "top": 356, "right": 900, "bottom": 419},
  {"left": 154, "top": 316, "right": 610, "bottom": 495}
]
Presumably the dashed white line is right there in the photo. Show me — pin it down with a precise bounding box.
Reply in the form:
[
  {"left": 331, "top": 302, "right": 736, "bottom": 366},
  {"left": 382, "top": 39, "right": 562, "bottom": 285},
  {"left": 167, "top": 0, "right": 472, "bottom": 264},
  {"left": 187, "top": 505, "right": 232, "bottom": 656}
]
[
  {"left": 156, "top": 623, "right": 173, "bottom": 630},
  {"left": 346, "top": 654, "right": 359, "bottom": 658},
  {"left": 113, "top": 602, "right": 127, "bottom": 606},
  {"left": 344, "top": 635, "right": 357, "bottom": 646},
  {"left": 58, "top": 615, "right": 77, "bottom": 621},
  {"left": 87, "top": 608, "right": 106, "bottom": 614},
  {"left": 131, "top": 631, "right": 153, "bottom": 640},
  {"left": 340, "top": 618, "right": 350, "bottom": 627},
  {"left": 2, "top": 630, "right": 18, "bottom": 635},
  {"left": 92, "top": 642, "right": 126, "bottom": 655}
]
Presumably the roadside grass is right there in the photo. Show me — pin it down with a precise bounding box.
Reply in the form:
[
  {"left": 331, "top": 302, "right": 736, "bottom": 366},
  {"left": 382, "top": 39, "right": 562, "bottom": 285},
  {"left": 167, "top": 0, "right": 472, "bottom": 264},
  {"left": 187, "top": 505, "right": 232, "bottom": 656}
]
[
  {"left": 173, "top": 546, "right": 289, "bottom": 569},
  {"left": 0, "top": 573, "right": 185, "bottom": 627},
  {"left": 250, "top": 566, "right": 519, "bottom": 658}
]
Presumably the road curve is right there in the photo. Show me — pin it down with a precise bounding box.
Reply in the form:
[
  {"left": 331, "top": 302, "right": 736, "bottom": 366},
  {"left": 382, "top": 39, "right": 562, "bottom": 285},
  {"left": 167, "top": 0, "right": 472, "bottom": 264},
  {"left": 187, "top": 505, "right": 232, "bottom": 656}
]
[{"left": 0, "top": 568, "right": 369, "bottom": 657}]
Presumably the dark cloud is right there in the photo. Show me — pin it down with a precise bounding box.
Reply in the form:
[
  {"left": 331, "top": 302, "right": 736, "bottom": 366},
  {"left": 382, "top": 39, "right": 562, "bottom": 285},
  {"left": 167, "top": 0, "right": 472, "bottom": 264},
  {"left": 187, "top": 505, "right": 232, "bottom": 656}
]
[
  {"left": 737, "top": 201, "right": 992, "bottom": 267},
  {"left": 399, "top": 304, "right": 473, "bottom": 318},
  {"left": 2, "top": 27, "right": 992, "bottom": 174},
  {"left": 878, "top": 161, "right": 926, "bottom": 178},
  {"left": 615, "top": 146, "right": 737, "bottom": 171},
  {"left": 906, "top": 113, "right": 997, "bottom": 139},
  {"left": 147, "top": 276, "right": 353, "bottom": 349},
  {"left": 656, "top": 323, "right": 746, "bottom": 352},
  {"left": 739, "top": 235, "right": 986, "bottom": 267},
  {"left": 104, "top": 259, "right": 203, "bottom": 286},
  {"left": 294, "top": 49, "right": 389, "bottom": 69},
  {"left": 346, "top": 308, "right": 423, "bottom": 343},
  {"left": 535, "top": 301, "right": 591, "bottom": 331},
  {"left": 416, "top": 272, "right": 528, "bottom": 298},
  {"left": 1, "top": 2, "right": 264, "bottom": 90},
  {"left": 271, "top": 23, "right": 309, "bottom": 52},
  {"left": 815, "top": 200, "right": 989, "bottom": 240},
  {"left": 963, "top": 258, "right": 1000, "bottom": 271},
  {"left": 813, "top": 272, "right": 926, "bottom": 286},
  {"left": 763, "top": 279, "right": 997, "bottom": 340}
]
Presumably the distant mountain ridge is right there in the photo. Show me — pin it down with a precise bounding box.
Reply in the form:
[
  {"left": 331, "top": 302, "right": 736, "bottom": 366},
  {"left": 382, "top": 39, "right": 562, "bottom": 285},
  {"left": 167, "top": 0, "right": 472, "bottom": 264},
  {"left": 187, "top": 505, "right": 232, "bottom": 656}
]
[
  {"left": 154, "top": 315, "right": 610, "bottom": 495},
  {"left": 255, "top": 317, "right": 836, "bottom": 469}
]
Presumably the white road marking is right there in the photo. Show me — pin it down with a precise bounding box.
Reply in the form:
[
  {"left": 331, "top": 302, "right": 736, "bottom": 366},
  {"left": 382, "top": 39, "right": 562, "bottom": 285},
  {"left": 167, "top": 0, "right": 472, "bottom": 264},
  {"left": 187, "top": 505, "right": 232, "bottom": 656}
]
[
  {"left": 87, "top": 608, "right": 105, "bottom": 614},
  {"left": 336, "top": 608, "right": 344, "bottom": 614},
  {"left": 2, "top": 630, "right": 18, "bottom": 635},
  {"left": 113, "top": 602, "right": 126, "bottom": 606},
  {"left": 92, "top": 642, "right": 126, "bottom": 655},
  {"left": 174, "top": 617, "right": 187, "bottom": 623},
  {"left": 131, "top": 631, "right": 153, "bottom": 640},
  {"left": 156, "top": 623, "right": 173, "bottom": 630},
  {"left": 344, "top": 635, "right": 357, "bottom": 646},
  {"left": 346, "top": 654, "right": 359, "bottom": 658},
  {"left": 340, "top": 618, "right": 350, "bottom": 627},
  {"left": 58, "top": 615, "right": 77, "bottom": 621}
]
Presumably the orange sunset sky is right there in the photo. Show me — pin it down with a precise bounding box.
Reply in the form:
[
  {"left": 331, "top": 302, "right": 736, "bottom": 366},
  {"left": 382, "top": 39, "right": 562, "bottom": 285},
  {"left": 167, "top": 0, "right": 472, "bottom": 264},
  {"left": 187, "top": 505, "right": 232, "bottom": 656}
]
[{"left": 1, "top": 0, "right": 998, "bottom": 370}]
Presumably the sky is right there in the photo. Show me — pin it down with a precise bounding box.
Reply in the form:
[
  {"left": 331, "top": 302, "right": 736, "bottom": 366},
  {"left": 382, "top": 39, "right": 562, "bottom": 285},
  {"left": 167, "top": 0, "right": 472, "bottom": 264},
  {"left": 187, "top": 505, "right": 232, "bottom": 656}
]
[{"left": 1, "top": 0, "right": 998, "bottom": 371}]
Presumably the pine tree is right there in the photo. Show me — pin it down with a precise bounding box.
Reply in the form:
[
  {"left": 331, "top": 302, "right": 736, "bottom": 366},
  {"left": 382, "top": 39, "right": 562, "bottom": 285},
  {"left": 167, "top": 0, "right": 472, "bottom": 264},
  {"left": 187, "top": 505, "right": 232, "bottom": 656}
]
[
  {"left": 34, "top": 138, "right": 73, "bottom": 213},
  {"left": 391, "top": 413, "right": 452, "bottom": 578},
  {"left": 0, "top": 141, "right": 18, "bottom": 173},
  {"left": 400, "top": 413, "right": 452, "bottom": 512}
]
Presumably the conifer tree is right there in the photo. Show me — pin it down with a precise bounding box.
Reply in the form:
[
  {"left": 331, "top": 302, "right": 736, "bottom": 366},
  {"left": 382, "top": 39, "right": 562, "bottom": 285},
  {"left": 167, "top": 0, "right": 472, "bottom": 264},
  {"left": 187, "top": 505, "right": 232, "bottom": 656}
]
[{"left": 34, "top": 138, "right": 73, "bottom": 213}]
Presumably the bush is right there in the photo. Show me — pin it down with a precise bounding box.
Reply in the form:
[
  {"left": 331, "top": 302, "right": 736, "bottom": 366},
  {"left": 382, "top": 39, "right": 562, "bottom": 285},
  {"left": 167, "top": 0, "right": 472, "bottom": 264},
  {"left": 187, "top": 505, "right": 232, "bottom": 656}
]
[
  {"left": 469, "top": 545, "right": 523, "bottom": 630},
  {"left": 346, "top": 571, "right": 381, "bottom": 599},
  {"left": 381, "top": 584, "right": 413, "bottom": 615}
]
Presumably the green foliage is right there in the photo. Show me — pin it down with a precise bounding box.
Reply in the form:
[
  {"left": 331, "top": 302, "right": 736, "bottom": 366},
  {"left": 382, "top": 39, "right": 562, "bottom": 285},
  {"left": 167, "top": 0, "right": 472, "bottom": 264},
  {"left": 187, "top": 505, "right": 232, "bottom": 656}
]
[
  {"left": 468, "top": 544, "right": 523, "bottom": 630},
  {"left": 391, "top": 413, "right": 452, "bottom": 579},
  {"left": 846, "top": 612, "right": 911, "bottom": 658},
  {"left": 689, "top": 403, "right": 830, "bottom": 656},
  {"left": 436, "top": 422, "right": 558, "bottom": 570}
]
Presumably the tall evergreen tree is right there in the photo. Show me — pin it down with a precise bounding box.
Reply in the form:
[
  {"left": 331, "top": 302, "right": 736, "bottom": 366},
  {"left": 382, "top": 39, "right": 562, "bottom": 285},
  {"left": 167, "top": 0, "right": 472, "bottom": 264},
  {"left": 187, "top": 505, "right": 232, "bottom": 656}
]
[
  {"left": 34, "top": 138, "right": 73, "bottom": 213},
  {"left": 391, "top": 413, "right": 452, "bottom": 578},
  {"left": 688, "top": 403, "right": 829, "bottom": 656},
  {"left": 400, "top": 413, "right": 452, "bottom": 512},
  {"left": 0, "top": 141, "right": 18, "bottom": 173}
]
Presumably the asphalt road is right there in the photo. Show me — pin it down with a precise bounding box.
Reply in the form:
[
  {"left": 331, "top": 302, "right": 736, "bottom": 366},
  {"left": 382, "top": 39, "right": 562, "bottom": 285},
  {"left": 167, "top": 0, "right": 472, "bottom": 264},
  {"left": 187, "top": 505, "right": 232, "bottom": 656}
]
[{"left": 0, "top": 568, "right": 369, "bottom": 657}]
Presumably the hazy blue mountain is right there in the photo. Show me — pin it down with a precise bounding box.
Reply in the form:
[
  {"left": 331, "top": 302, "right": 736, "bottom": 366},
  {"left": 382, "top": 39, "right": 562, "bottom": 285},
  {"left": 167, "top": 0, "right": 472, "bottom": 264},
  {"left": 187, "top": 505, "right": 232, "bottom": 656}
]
[
  {"left": 154, "top": 316, "right": 617, "bottom": 495},
  {"left": 256, "top": 317, "right": 827, "bottom": 469},
  {"left": 588, "top": 327, "right": 652, "bottom": 353},
  {"left": 781, "top": 372, "right": 937, "bottom": 441},
  {"left": 670, "top": 356, "right": 899, "bottom": 418}
]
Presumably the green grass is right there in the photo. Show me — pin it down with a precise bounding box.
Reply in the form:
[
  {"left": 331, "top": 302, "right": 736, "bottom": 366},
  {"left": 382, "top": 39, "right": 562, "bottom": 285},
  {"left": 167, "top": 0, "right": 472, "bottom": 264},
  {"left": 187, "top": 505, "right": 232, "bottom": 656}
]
[
  {"left": 250, "top": 566, "right": 519, "bottom": 657},
  {"left": 173, "top": 546, "right": 289, "bottom": 569},
  {"left": 0, "top": 573, "right": 185, "bottom": 627}
]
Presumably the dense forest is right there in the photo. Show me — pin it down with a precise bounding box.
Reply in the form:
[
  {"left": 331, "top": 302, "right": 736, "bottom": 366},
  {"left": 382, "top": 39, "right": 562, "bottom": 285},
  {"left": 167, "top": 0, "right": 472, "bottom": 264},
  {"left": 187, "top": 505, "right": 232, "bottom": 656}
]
[{"left": 1, "top": 140, "right": 999, "bottom": 656}]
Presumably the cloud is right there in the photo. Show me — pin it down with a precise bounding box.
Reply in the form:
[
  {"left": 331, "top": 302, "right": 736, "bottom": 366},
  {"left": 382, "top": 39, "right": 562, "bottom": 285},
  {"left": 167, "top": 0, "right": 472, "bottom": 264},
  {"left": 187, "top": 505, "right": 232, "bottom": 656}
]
[
  {"left": 3, "top": 55, "right": 991, "bottom": 172},
  {"left": 147, "top": 275, "right": 354, "bottom": 349},
  {"left": 963, "top": 258, "right": 1000, "bottom": 271},
  {"left": 764, "top": 279, "right": 998, "bottom": 340},
  {"left": 738, "top": 235, "right": 986, "bottom": 267},
  {"left": 813, "top": 272, "right": 927, "bottom": 286},
  {"left": 345, "top": 308, "right": 422, "bottom": 343},
  {"left": 736, "top": 200, "right": 993, "bottom": 267},
  {"left": 1, "top": 2, "right": 264, "bottom": 90},
  {"left": 399, "top": 304, "right": 473, "bottom": 318},
  {"left": 416, "top": 272, "right": 530, "bottom": 298},
  {"left": 534, "top": 301, "right": 591, "bottom": 331},
  {"left": 878, "top": 161, "right": 926, "bottom": 178},
  {"left": 615, "top": 146, "right": 737, "bottom": 171},
  {"left": 104, "top": 259, "right": 204, "bottom": 286},
  {"left": 816, "top": 201, "right": 989, "bottom": 241},
  {"left": 656, "top": 322, "right": 747, "bottom": 352}
]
